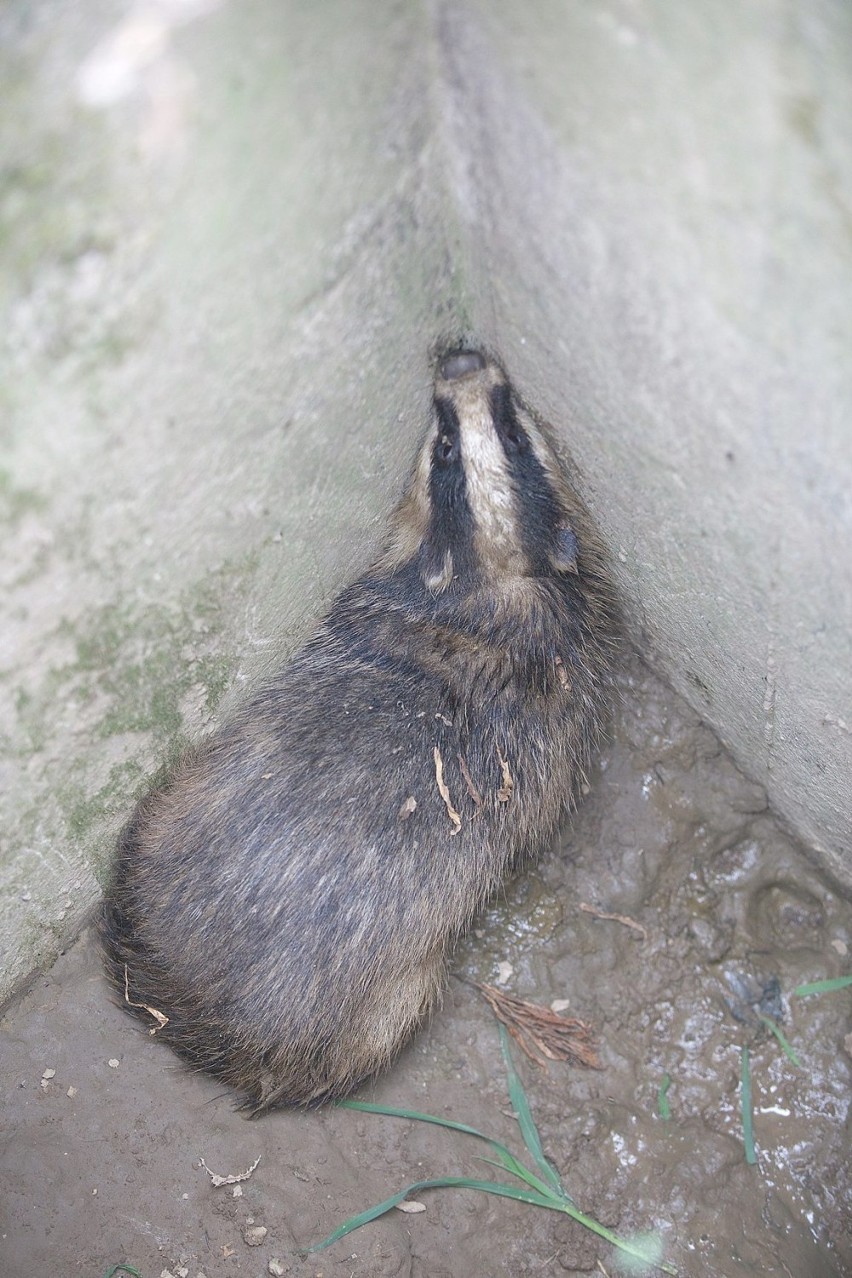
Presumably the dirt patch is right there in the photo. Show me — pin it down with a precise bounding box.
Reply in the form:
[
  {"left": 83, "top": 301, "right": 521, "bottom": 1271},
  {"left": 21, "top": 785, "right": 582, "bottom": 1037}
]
[{"left": 1, "top": 655, "right": 850, "bottom": 1277}]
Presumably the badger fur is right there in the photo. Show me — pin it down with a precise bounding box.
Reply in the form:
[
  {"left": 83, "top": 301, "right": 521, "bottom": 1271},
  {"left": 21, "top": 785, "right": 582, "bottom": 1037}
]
[{"left": 100, "top": 349, "right": 617, "bottom": 1113}]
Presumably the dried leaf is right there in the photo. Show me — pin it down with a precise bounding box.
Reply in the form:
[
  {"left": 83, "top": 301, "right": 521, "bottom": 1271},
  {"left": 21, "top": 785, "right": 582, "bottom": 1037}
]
[
  {"left": 433, "top": 746, "right": 462, "bottom": 835},
  {"left": 395, "top": 1200, "right": 427, "bottom": 1214},
  {"left": 477, "top": 984, "right": 603, "bottom": 1071},
  {"left": 123, "top": 964, "right": 169, "bottom": 1034},
  {"left": 398, "top": 796, "right": 417, "bottom": 821},
  {"left": 496, "top": 745, "right": 513, "bottom": 804}
]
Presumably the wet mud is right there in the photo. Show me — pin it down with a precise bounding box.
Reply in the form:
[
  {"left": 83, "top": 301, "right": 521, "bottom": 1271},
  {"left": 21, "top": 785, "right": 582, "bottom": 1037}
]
[{"left": 1, "top": 654, "right": 850, "bottom": 1277}]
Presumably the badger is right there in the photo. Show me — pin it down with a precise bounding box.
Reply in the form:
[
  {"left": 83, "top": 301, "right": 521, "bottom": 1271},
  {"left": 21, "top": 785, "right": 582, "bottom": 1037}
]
[{"left": 100, "top": 349, "right": 617, "bottom": 1113}]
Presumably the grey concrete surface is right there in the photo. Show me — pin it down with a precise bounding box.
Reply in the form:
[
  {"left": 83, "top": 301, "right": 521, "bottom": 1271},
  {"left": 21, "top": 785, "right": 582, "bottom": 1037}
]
[
  {"left": 439, "top": 0, "right": 852, "bottom": 885},
  {"left": 0, "top": 0, "right": 463, "bottom": 998},
  {"left": 1, "top": 0, "right": 851, "bottom": 1001}
]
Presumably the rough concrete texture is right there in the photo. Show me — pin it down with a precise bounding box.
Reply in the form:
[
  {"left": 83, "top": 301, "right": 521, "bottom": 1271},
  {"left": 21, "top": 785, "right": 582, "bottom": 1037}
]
[
  {"left": 2, "top": 4, "right": 852, "bottom": 1274},
  {"left": 1, "top": 1, "right": 850, "bottom": 1012},
  {"left": 436, "top": 0, "right": 852, "bottom": 887},
  {"left": 1, "top": 0, "right": 467, "bottom": 998}
]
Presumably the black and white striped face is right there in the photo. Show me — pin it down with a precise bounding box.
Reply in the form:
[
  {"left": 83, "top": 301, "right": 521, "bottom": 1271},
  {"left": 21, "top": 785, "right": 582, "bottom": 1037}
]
[{"left": 404, "top": 351, "right": 580, "bottom": 594}]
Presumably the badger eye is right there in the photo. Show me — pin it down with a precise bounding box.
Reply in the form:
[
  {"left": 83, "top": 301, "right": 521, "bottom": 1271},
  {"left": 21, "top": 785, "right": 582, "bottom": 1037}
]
[
  {"left": 433, "top": 396, "right": 461, "bottom": 465},
  {"left": 437, "top": 434, "right": 458, "bottom": 464}
]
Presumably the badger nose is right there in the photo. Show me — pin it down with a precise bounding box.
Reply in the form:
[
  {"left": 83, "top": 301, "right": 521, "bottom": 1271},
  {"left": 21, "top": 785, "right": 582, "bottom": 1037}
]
[{"left": 439, "top": 351, "right": 486, "bottom": 381}]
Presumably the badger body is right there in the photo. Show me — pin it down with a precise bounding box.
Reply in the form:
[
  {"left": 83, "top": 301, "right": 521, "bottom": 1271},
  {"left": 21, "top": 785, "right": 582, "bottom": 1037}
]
[{"left": 101, "top": 351, "right": 617, "bottom": 1112}]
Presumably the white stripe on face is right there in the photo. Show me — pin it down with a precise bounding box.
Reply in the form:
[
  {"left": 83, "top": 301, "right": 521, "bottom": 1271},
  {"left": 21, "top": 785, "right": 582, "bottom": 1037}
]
[{"left": 436, "top": 368, "right": 528, "bottom": 578}]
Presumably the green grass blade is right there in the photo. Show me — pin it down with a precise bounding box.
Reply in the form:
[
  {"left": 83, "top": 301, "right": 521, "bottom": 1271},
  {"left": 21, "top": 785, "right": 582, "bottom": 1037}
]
[
  {"left": 657, "top": 1073, "right": 672, "bottom": 1120},
  {"left": 793, "top": 975, "right": 852, "bottom": 997},
  {"left": 307, "top": 1175, "right": 557, "bottom": 1252},
  {"left": 343, "top": 1099, "right": 565, "bottom": 1201},
  {"left": 555, "top": 1203, "right": 676, "bottom": 1273},
  {"left": 339, "top": 1098, "right": 535, "bottom": 1183},
  {"left": 741, "top": 1046, "right": 757, "bottom": 1165},
  {"left": 757, "top": 1014, "right": 802, "bottom": 1067},
  {"left": 102, "top": 1268, "right": 142, "bottom": 1278},
  {"left": 310, "top": 1174, "right": 676, "bottom": 1273},
  {"left": 443, "top": 1172, "right": 680, "bottom": 1272},
  {"left": 474, "top": 1154, "right": 564, "bottom": 1202},
  {"left": 497, "top": 1023, "right": 563, "bottom": 1194},
  {"left": 340, "top": 1098, "right": 494, "bottom": 1139}
]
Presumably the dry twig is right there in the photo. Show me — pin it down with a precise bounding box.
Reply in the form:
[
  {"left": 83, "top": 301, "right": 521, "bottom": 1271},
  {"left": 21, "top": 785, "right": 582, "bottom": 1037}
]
[
  {"left": 579, "top": 903, "right": 647, "bottom": 941},
  {"left": 457, "top": 753, "right": 483, "bottom": 808},
  {"left": 200, "top": 1156, "right": 261, "bottom": 1187}
]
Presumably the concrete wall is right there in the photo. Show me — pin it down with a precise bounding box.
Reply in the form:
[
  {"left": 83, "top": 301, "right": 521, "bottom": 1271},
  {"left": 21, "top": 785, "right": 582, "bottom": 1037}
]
[
  {"left": 0, "top": 0, "right": 460, "bottom": 997},
  {"left": 2, "top": 0, "right": 850, "bottom": 1000},
  {"left": 441, "top": 0, "right": 852, "bottom": 886}
]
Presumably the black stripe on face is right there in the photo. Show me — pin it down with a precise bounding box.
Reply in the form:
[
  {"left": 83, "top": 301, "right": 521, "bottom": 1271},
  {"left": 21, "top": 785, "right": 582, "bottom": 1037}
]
[
  {"left": 433, "top": 396, "right": 462, "bottom": 469},
  {"left": 424, "top": 397, "right": 478, "bottom": 587},
  {"left": 488, "top": 384, "right": 567, "bottom": 575},
  {"left": 489, "top": 382, "right": 530, "bottom": 456}
]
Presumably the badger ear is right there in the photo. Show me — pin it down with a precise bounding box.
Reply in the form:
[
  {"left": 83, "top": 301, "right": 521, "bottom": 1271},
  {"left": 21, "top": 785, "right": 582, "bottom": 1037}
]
[
  {"left": 551, "top": 526, "right": 579, "bottom": 574},
  {"left": 421, "top": 546, "right": 454, "bottom": 594}
]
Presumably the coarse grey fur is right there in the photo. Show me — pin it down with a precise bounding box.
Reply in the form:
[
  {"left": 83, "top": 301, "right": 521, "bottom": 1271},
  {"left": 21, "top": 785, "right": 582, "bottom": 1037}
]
[{"left": 100, "top": 351, "right": 618, "bottom": 1113}]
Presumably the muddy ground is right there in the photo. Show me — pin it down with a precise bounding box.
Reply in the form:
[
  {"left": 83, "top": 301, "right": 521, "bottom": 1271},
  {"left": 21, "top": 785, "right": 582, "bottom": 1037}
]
[{"left": 1, "top": 654, "right": 850, "bottom": 1278}]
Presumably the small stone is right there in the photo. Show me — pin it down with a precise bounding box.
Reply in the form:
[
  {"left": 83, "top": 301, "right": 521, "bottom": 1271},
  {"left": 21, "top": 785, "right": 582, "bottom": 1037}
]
[
  {"left": 67, "top": 1086, "right": 78, "bottom": 1098},
  {"left": 108, "top": 1058, "right": 120, "bottom": 1069},
  {"left": 42, "top": 1068, "right": 56, "bottom": 1080},
  {"left": 550, "top": 998, "right": 571, "bottom": 1013},
  {"left": 394, "top": 1200, "right": 426, "bottom": 1213},
  {"left": 688, "top": 917, "right": 731, "bottom": 962},
  {"left": 232, "top": 1184, "right": 243, "bottom": 1197},
  {"left": 496, "top": 961, "right": 513, "bottom": 985},
  {"left": 268, "top": 1262, "right": 285, "bottom": 1277},
  {"left": 244, "top": 1225, "right": 267, "bottom": 1246},
  {"left": 831, "top": 939, "right": 848, "bottom": 956}
]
